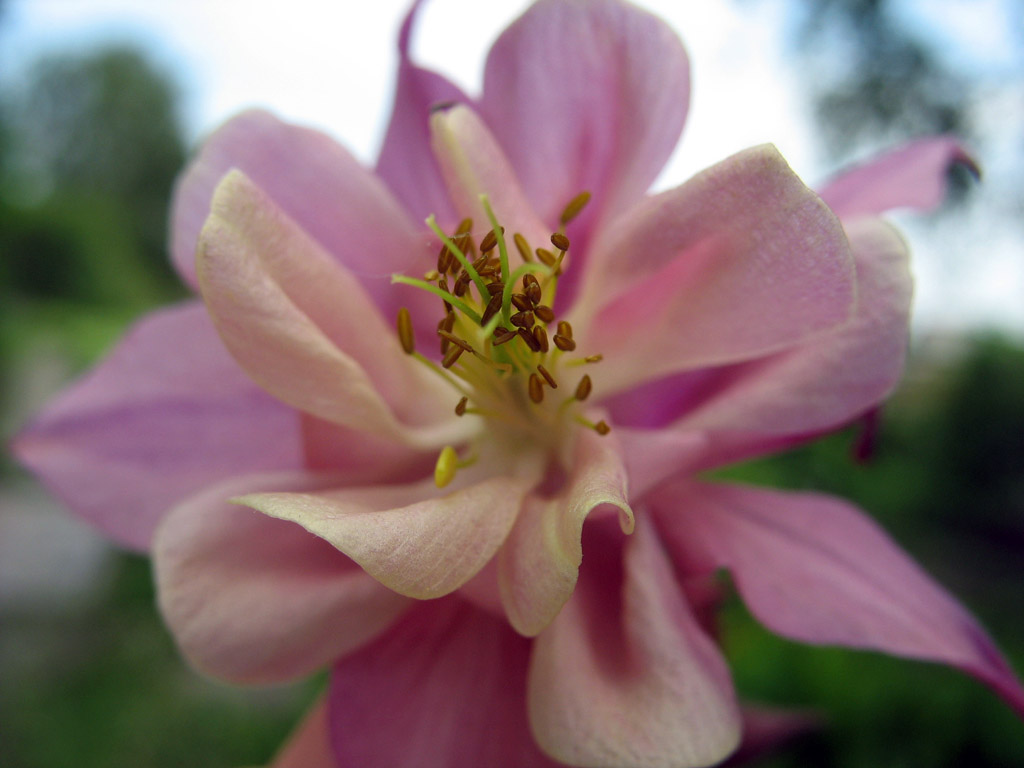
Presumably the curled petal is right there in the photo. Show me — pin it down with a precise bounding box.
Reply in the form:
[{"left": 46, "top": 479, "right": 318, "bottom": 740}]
[
  {"left": 196, "top": 170, "right": 465, "bottom": 447},
  {"left": 652, "top": 481, "right": 1024, "bottom": 718},
  {"left": 328, "top": 598, "right": 561, "bottom": 768},
  {"left": 528, "top": 516, "right": 741, "bottom": 768},
  {"left": 12, "top": 302, "right": 303, "bottom": 551},
  {"left": 153, "top": 473, "right": 410, "bottom": 684},
  {"left": 499, "top": 425, "right": 633, "bottom": 637},
  {"left": 171, "top": 109, "right": 429, "bottom": 290},
  {"left": 819, "top": 137, "right": 979, "bottom": 219},
  {"left": 237, "top": 472, "right": 536, "bottom": 600},
  {"left": 376, "top": 0, "right": 470, "bottom": 224},
  {"left": 480, "top": 0, "right": 689, "bottom": 231},
  {"left": 576, "top": 145, "right": 855, "bottom": 395}
]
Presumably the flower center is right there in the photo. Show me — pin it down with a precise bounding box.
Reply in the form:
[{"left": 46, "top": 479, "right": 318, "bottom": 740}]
[{"left": 393, "top": 193, "right": 608, "bottom": 487}]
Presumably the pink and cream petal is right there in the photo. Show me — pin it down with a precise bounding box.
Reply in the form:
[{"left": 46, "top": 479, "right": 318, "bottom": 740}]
[
  {"left": 429, "top": 105, "right": 551, "bottom": 256},
  {"left": 498, "top": 426, "right": 633, "bottom": 637},
  {"left": 153, "top": 473, "right": 410, "bottom": 684},
  {"left": 528, "top": 516, "right": 741, "bottom": 768},
  {"left": 652, "top": 481, "right": 1024, "bottom": 717},
  {"left": 480, "top": 0, "right": 689, "bottom": 232},
  {"left": 170, "top": 109, "right": 431, "bottom": 291},
  {"left": 11, "top": 302, "right": 303, "bottom": 551},
  {"left": 267, "top": 696, "right": 336, "bottom": 768},
  {"left": 819, "top": 137, "right": 979, "bottom": 219},
  {"left": 673, "top": 217, "right": 912, "bottom": 437},
  {"left": 236, "top": 472, "right": 535, "bottom": 600},
  {"left": 575, "top": 145, "right": 855, "bottom": 395},
  {"left": 197, "top": 171, "right": 466, "bottom": 447},
  {"left": 328, "top": 598, "right": 562, "bottom": 768},
  {"left": 375, "top": 0, "right": 470, "bottom": 225}
]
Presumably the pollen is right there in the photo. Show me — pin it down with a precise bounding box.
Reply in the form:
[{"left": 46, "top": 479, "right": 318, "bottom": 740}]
[{"left": 392, "top": 191, "right": 611, "bottom": 449}]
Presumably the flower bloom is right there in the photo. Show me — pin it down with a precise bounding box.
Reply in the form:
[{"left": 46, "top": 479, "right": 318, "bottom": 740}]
[{"left": 14, "top": 1, "right": 1023, "bottom": 766}]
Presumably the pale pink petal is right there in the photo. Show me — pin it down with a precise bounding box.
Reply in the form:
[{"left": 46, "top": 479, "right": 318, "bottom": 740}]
[
  {"left": 267, "top": 697, "right": 336, "bottom": 768},
  {"left": 328, "top": 598, "right": 561, "bottom": 768},
  {"left": 153, "top": 473, "right": 410, "bottom": 684},
  {"left": 170, "top": 108, "right": 430, "bottom": 292},
  {"left": 236, "top": 472, "right": 535, "bottom": 600},
  {"left": 610, "top": 217, "right": 909, "bottom": 456},
  {"left": 575, "top": 145, "right": 855, "bottom": 395},
  {"left": 723, "top": 705, "right": 819, "bottom": 767},
  {"left": 528, "top": 516, "right": 741, "bottom": 768},
  {"left": 819, "top": 137, "right": 979, "bottom": 219},
  {"left": 429, "top": 105, "right": 551, "bottom": 256},
  {"left": 615, "top": 428, "right": 709, "bottom": 499},
  {"left": 652, "top": 481, "right": 1024, "bottom": 718},
  {"left": 498, "top": 425, "right": 633, "bottom": 637},
  {"left": 375, "top": 0, "right": 469, "bottom": 225},
  {"left": 197, "top": 170, "right": 467, "bottom": 447},
  {"left": 11, "top": 302, "right": 303, "bottom": 551},
  {"left": 480, "top": 0, "right": 689, "bottom": 232}
]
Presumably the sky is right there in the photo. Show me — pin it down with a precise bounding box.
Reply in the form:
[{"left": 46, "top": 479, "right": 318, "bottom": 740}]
[{"left": 1, "top": 0, "right": 1021, "bottom": 335}]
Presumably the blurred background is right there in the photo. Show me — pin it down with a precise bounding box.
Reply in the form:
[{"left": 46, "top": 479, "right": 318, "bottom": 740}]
[{"left": 0, "top": 1, "right": 1021, "bottom": 766}]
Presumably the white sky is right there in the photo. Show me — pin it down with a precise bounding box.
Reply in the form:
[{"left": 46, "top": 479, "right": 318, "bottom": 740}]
[{"left": 1, "top": 0, "right": 1021, "bottom": 335}]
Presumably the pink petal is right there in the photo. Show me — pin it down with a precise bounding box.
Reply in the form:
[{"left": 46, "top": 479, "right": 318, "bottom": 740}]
[
  {"left": 670, "top": 217, "right": 912, "bottom": 438},
  {"left": 268, "top": 697, "right": 337, "bottom": 768},
  {"left": 430, "top": 105, "right": 551, "bottom": 254},
  {"left": 498, "top": 425, "right": 633, "bottom": 637},
  {"left": 236, "top": 472, "right": 535, "bottom": 600},
  {"left": 328, "top": 598, "right": 562, "bottom": 768},
  {"left": 375, "top": 0, "right": 469, "bottom": 225},
  {"left": 575, "top": 145, "right": 855, "bottom": 395},
  {"left": 153, "top": 473, "right": 410, "bottom": 684},
  {"left": 652, "top": 481, "right": 1024, "bottom": 718},
  {"left": 819, "top": 136, "right": 979, "bottom": 219},
  {"left": 196, "top": 170, "right": 466, "bottom": 447},
  {"left": 723, "top": 705, "right": 819, "bottom": 767},
  {"left": 528, "top": 516, "right": 741, "bottom": 768},
  {"left": 170, "top": 108, "right": 430, "bottom": 292},
  {"left": 480, "top": 0, "right": 689, "bottom": 232},
  {"left": 11, "top": 302, "right": 303, "bottom": 551}
]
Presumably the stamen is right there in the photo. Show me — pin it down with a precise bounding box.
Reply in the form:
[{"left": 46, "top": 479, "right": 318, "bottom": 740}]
[
  {"left": 397, "top": 308, "right": 415, "bottom": 354},
  {"left": 537, "top": 364, "right": 558, "bottom": 389},
  {"left": 536, "top": 247, "right": 557, "bottom": 267},
  {"left": 528, "top": 373, "right": 545, "bottom": 403},
  {"left": 492, "top": 326, "right": 517, "bottom": 346},
  {"left": 510, "top": 310, "right": 534, "bottom": 329},
  {"left": 550, "top": 232, "right": 570, "bottom": 252},
  {"left": 557, "top": 320, "right": 574, "bottom": 339},
  {"left": 442, "top": 345, "right": 465, "bottom": 368},
  {"left": 480, "top": 293, "right": 503, "bottom": 326},
  {"left": 523, "top": 275, "right": 542, "bottom": 305},
  {"left": 486, "top": 282, "right": 505, "bottom": 295},
  {"left": 511, "top": 293, "right": 532, "bottom": 311},
  {"left": 534, "top": 305, "right": 555, "bottom": 323},
  {"left": 438, "top": 329, "right": 474, "bottom": 353},
  {"left": 392, "top": 274, "right": 481, "bottom": 324},
  {"left": 434, "top": 445, "right": 459, "bottom": 488},
  {"left": 553, "top": 334, "right": 576, "bottom": 352},
  {"left": 574, "top": 415, "right": 611, "bottom": 436},
  {"left": 559, "top": 191, "right": 591, "bottom": 225},
  {"left": 423, "top": 269, "right": 440, "bottom": 281},
  {"left": 574, "top": 374, "right": 592, "bottom": 401},
  {"left": 479, "top": 227, "right": 503, "bottom": 254},
  {"left": 513, "top": 233, "right": 533, "bottom": 262},
  {"left": 518, "top": 327, "right": 541, "bottom": 352},
  {"left": 426, "top": 215, "right": 489, "bottom": 299},
  {"left": 455, "top": 396, "right": 468, "bottom": 416},
  {"left": 533, "top": 325, "right": 549, "bottom": 352}
]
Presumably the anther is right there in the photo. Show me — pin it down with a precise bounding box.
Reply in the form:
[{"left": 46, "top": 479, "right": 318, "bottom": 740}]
[
  {"left": 534, "top": 305, "right": 555, "bottom": 323},
  {"left": 513, "top": 233, "right": 533, "bottom": 262},
  {"left": 518, "top": 327, "right": 542, "bottom": 352},
  {"left": 559, "top": 191, "right": 591, "bottom": 225},
  {"left": 537, "top": 364, "right": 558, "bottom": 389},
  {"left": 528, "top": 373, "right": 544, "bottom": 403},
  {"left": 574, "top": 374, "right": 592, "bottom": 401},
  {"left": 423, "top": 269, "right": 440, "bottom": 281},
  {"left": 550, "top": 232, "right": 570, "bottom": 252},
  {"left": 454, "top": 273, "right": 471, "bottom": 297},
  {"left": 397, "top": 308, "right": 415, "bottom": 354},
  {"left": 595, "top": 420, "right": 611, "bottom": 435},
  {"left": 442, "top": 345, "right": 465, "bottom": 368},
  {"left": 553, "top": 334, "right": 576, "bottom": 352},
  {"left": 434, "top": 445, "right": 459, "bottom": 488},
  {"left": 511, "top": 293, "right": 532, "bottom": 311},
  {"left": 438, "top": 277, "right": 453, "bottom": 313},
  {"left": 493, "top": 326, "right": 517, "bottom": 346},
  {"left": 455, "top": 396, "right": 468, "bottom": 416},
  {"left": 536, "top": 247, "right": 557, "bottom": 267},
  {"left": 524, "top": 278, "right": 542, "bottom": 306},
  {"left": 510, "top": 310, "right": 535, "bottom": 329},
  {"left": 584, "top": 354, "right": 603, "bottom": 363},
  {"left": 533, "top": 325, "right": 549, "bottom": 352},
  {"left": 557, "top": 320, "right": 574, "bottom": 339},
  {"left": 438, "top": 330, "right": 474, "bottom": 353},
  {"left": 486, "top": 282, "right": 505, "bottom": 295},
  {"left": 479, "top": 227, "right": 503, "bottom": 254},
  {"left": 480, "top": 293, "right": 503, "bottom": 326}
]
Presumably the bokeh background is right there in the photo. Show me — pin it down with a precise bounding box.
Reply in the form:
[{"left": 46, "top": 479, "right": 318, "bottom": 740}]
[{"left": 1, "top": 1, "right": 1022, "bottom": 766}]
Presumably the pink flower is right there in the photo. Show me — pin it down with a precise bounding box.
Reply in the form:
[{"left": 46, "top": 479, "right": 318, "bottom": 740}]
[{"left": 14, "top": 1, "right": 1023, "bottom": 766}]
